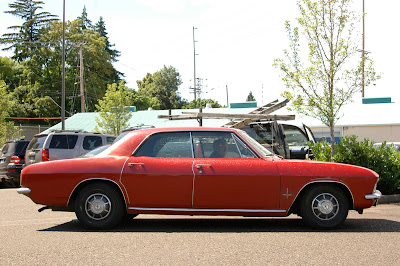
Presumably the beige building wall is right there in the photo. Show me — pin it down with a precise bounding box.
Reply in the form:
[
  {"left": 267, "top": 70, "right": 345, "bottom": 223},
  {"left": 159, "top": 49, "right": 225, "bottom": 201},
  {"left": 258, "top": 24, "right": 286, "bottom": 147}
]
[
  {"left": 310, "top": 125, "right": 400, "bottom": 143},
  {"left": 343, "top": 125, "right": 400, "bottom": 143}
]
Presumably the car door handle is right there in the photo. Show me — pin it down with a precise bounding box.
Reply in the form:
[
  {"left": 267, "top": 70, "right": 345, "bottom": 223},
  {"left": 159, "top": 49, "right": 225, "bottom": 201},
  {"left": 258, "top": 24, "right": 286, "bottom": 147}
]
[
  {"left": 128, "top": 163, "right": 144, "bottom": 167},
  {"left": 196, "top": 164, "right": 212, "bottom": 169}
]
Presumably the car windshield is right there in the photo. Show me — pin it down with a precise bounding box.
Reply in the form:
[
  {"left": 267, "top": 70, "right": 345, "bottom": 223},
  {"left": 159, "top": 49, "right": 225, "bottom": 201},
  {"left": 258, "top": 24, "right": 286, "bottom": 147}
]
[{"left": 237, "top": 130, "right": 273, "bottom": 157}]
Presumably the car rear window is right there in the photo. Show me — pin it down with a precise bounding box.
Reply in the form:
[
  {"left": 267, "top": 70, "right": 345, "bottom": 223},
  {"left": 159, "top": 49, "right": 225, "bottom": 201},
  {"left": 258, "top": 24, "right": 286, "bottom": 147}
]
[
  {"left": 15, "top": 141, "right": 29, "bottom": 155},
  {"left": 27, "top": 136, "right": 47, "bottom": 150},
  {"left": 49, "top": 135, "right": 78, "bottom": 149},
  {"left": 82, "top": 136, "right": 102, "bottom": 150}
]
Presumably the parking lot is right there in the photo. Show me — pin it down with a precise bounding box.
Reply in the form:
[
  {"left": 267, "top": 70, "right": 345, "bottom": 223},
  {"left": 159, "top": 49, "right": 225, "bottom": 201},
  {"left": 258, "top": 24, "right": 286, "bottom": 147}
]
[{"left": 1, "top": 188, "right": 399, "bottom": 265}]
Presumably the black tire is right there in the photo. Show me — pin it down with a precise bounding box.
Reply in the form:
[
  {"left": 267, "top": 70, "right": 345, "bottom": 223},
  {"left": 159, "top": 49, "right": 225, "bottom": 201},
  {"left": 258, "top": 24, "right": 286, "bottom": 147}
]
[
  {"left": 75, "top": 183, "right": 125, "bottom": 230},
  {"left": 300, "top": 185, "right": 349, "bottom": 229},
  {"left": 126, "top": 213, "right": 139, "bottom": 220}
]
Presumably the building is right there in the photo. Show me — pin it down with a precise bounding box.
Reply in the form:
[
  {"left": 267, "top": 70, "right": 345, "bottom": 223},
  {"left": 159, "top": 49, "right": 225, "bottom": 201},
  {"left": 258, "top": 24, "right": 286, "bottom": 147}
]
[{"left": 42, "top": 99, "right": 400, "bottom": 143}]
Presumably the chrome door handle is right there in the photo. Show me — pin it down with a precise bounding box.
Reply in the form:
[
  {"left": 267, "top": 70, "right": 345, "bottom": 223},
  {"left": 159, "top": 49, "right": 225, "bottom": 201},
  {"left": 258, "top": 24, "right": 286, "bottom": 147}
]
[
  {"left": 196, "top": 164, "right": 212, "bottom": 169},
  {"left": 128, "top": 163, "right": 144, "bottom": 167}
]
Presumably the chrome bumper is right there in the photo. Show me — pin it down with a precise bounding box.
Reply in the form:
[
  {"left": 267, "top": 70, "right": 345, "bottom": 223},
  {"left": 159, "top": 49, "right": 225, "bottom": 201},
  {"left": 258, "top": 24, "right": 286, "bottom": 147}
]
[
  {"left": 17, "top": 187, "right": 31, "bottom": 195},
  {"left": 365, "top": 190, "right": 382, "bottom": 200}
]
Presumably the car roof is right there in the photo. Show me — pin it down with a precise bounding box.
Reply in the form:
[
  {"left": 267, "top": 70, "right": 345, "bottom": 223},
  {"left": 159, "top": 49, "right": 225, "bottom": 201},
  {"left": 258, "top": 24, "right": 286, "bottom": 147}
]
[{"left": 124, "top": 126, "right": 238, "bottom": 136}]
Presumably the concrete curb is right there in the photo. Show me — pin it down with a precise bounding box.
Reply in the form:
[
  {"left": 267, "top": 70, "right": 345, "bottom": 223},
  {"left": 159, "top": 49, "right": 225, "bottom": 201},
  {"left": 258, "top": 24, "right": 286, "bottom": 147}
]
[{"left": 379, "top": 194, "right": 400, "bottom": 204}]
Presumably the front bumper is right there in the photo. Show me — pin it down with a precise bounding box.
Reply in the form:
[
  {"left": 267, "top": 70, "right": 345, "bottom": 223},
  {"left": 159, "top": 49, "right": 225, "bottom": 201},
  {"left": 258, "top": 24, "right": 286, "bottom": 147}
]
[{"left": 365, "top": 190, "right": 382, "bottom": 200}]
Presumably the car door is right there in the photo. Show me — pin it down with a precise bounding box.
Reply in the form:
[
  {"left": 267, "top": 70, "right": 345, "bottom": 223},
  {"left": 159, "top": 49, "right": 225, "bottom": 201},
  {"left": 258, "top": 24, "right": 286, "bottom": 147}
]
[
  {"left": 121, "top": 132, "right": 194, "bottom": 208},
  {"left": 191, "top": 131, "right": 281, "bottom": 210}
]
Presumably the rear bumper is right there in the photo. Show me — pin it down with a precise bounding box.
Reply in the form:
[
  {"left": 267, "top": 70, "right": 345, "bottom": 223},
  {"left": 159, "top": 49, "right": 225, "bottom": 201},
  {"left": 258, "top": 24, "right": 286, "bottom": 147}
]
[
  {"left": 17, "top": 187, "right": 31, "bottom": 195},
  {"left": 365, "top": 190, "right": 382, "bottom": 200}
]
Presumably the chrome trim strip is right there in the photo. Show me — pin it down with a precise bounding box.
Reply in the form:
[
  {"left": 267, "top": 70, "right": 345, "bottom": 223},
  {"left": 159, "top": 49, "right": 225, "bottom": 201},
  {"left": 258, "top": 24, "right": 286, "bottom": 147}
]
[
  {"left": 128, "top": 207, "right": 286, "bottom": 213},
  {"left": 365, "top": 190, "right": 382, "bottom": 200},
  {"left": 17, "top": 187, "right": 31, "bottom": 195}
]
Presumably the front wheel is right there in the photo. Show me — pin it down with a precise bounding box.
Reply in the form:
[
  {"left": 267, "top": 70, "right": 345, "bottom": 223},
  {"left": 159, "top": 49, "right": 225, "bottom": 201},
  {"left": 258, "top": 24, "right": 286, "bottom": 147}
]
[
  {"left": 300, "top": 185, "right": 349, "bottom": 229},
  {"left": 75, "top": 183, "right": 125, "bottom": 229}
]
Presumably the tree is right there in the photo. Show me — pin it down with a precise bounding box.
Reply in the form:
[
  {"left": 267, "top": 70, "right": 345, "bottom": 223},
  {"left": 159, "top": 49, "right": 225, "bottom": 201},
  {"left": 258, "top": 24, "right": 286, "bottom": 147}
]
[
  {"left": 77, "top": 6, "right": 92, "bottom": 31},
  {"left": 0, "top": 81, "right": 22, "bottom": 143},
  {"left": 273, "top": 0, "right": 379, "bottom": 159},
  {"left": 94, "top": 81, "right": 133, "bottom": 136},
  {"left": 0, "top": 56, "right": 23, "bottom": 91},
  {"left": 246, "top": 91, "right": 256, "bottom": 102},
  {"left": 0, "top": 0, "right": 58, "bottom": 62},
  {"left": 137, "top": 66, "right": 187, "bottom": 109},
  {"left": 183, "top": 98, "right": 222, "bottom": 109},
  {"left": 94, "top": 16, "right": 120, "bottom": 62}
]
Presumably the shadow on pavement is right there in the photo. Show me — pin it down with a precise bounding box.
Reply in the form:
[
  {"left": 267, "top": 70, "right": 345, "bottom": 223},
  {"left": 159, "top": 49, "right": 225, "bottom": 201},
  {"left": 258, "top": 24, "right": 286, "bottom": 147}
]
[{"left": 40, "top": 216, "right": 400, "bottom": 233}]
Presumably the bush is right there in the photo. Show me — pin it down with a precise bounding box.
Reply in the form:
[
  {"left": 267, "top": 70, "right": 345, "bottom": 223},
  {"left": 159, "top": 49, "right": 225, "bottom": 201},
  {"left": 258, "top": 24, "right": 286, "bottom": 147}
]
[{"left": 310, "top": 135, "right": 400, "bottom": 195}]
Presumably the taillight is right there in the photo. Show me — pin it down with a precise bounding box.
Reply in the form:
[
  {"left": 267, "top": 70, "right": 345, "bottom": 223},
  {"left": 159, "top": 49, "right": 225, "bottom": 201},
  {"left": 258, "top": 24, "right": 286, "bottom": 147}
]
[
  {"left": 10, "top": 155, "right": 20, "bottom": 163},
  {"left": 42, "top": 149, "right": 49, "bottom": 162}
]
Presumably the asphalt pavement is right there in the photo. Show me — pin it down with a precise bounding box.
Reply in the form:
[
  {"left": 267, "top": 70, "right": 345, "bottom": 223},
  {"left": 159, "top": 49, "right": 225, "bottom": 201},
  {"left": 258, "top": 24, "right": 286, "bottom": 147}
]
[{"left": 1, "top": 188, "right": 400, "bottom": 265}]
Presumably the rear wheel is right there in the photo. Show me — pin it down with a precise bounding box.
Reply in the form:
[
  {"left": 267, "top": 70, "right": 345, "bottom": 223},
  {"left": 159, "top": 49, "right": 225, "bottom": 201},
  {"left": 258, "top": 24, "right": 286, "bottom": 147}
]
[
  {"left": 300, "top": 185, "right": 349, "bottom": 229},
  {"left": 75, "top": 183, "right": 125, "bottom": 229}
]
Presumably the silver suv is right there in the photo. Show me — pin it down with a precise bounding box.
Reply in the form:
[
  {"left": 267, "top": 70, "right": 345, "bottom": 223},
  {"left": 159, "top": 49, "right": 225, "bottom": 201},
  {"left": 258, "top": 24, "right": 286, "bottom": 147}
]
[{"left": 25, "top": 131, "right": 116, "bottom": 166}]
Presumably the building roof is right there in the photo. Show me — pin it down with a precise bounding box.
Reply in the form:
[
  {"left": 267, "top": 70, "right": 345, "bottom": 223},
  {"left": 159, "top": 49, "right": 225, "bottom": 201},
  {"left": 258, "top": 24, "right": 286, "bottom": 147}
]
[{"left": 42, "top": 101, "right": 400, "bottom": 134}]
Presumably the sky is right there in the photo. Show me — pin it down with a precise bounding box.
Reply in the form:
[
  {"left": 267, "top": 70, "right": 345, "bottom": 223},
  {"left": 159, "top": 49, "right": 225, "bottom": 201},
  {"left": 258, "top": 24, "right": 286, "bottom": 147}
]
[{"left": 0, "top": 0, "right": 399, "bottom": 107}]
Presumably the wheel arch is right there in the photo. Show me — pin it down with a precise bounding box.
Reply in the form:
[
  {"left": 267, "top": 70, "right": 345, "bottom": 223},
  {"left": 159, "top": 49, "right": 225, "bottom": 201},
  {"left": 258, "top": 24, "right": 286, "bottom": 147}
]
[
  {"left": 289, "top": 181, "right": 354, "bottom": 215},
  {"left": 67, "top": 178, "right": 127, "bottom": 211}
]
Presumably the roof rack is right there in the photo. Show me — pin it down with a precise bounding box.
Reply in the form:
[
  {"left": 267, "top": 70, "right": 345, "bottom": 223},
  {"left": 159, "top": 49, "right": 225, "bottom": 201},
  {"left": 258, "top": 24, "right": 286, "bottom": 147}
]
[{"left": 158, "top": 99, "right": 293, "bottom": 128}]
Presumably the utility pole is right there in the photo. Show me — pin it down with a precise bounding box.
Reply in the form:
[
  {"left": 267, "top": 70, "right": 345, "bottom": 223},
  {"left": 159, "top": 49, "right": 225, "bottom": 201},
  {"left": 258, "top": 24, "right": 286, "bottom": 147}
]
[
  {"left": 226, "top": 85, "right": 229, "bottom": 108},
  {"left": 192, "top": 26, "right": 198, "bottom": 100},
  {"left": 61, "top": 0, "right": 66, "bottom": 130},
  {"left": 78, "top": 43, "right": 86, "bottom": 112},
  {"left": 361, "top": 0, "right": 365, "bottom": 98}
]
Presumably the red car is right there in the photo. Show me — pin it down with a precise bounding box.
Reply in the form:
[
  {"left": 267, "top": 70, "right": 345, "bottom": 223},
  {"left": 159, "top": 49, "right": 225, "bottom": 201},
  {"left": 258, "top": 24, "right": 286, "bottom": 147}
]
[{"left": 17, "top": 127, "right": 381, "bottom": 230}]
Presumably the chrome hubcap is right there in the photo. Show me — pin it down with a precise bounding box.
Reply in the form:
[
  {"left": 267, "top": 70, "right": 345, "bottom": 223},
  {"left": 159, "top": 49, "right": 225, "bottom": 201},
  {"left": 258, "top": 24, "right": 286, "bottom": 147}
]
[
  {"left": 85, "top": 193, "right": 111, "bottom": 220},
  {"left": 312, "top": 193, "right": 339, "bottom": 220}
]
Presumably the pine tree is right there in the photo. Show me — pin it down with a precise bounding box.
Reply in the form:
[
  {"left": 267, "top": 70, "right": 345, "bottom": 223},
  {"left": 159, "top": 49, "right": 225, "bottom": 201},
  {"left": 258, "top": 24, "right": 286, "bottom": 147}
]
[
  {"left": 0, "top": 0, "right": 58, "bottom": 62},
  {"left": 246, "top": 91, "right": 256, "bottom": 102},
  {"left": 94, "top": 16, "right": 120, "bottom": 62},
  {"left": 77, "top": 6, "right": 92, "bottom": 31}
]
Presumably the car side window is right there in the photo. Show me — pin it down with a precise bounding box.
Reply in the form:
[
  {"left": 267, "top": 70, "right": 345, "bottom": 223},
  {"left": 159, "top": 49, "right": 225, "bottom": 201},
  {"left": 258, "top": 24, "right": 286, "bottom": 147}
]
[
  {"left": 106, "top": 137, "right": 116, "bottom": 144},
  {"left": 191, "top": 132, "right": 241, "bottom": 158},
  {"left": 83, "top": 136, "right": 103, "bottom": 150},
  {"left": 49, "top": 135, "right": 78, "bottom": 149},
  {"left": 135, "top": 132, "right": 192, "bottom": 158}
]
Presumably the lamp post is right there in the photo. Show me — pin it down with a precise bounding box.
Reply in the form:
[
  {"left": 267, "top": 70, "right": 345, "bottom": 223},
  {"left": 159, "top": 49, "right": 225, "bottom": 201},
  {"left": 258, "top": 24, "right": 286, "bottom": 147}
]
[
  {"left": 361, "top": 0, "right": 365, "bottom": 98},
  {"left": 61, "top": 0, "right": 66, "bottom": 129}
]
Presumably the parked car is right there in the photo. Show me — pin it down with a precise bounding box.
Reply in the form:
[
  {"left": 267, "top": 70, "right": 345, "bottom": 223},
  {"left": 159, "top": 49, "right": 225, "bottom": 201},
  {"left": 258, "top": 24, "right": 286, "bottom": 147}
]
[
  {"left": 243, "top": 121, "right": 315, "bottom": 159},
  {"left": 0, "top": 139, "right": 30, "bottom": 187},
  {"left": 373, "top": 142, "right": 400, "bottom": 152},
  {"left": 18, "top": 127, "right": 381, "bottom": 230},
  {"left": 24, "top": 130, "right": 116, "bottom": 166},
  {"left": 81, "top": 144, "right": 111, "bottom": 157}
]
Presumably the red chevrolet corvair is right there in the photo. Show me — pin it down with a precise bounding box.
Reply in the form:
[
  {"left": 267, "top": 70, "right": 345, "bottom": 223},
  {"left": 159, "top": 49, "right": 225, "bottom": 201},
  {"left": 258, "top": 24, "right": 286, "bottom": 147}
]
[{"left": 17, "top": 127, "right": 381, "bottom": 229}]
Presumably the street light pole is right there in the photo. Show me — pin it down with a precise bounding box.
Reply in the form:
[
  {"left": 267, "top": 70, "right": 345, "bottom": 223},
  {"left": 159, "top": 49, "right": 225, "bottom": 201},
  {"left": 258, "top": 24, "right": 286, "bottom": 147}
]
[
  {"left": 361, "top": 0, "right": 365, "bottom": 98},
  {"left": 61, "top": 0, "right": 66, "bottom": 129}
]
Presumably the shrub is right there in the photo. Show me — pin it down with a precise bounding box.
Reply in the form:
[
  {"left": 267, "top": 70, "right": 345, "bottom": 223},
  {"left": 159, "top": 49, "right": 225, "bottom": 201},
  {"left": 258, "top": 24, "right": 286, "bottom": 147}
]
[{"left": 310, "top": 135, "right": 400, "bottom": 194}]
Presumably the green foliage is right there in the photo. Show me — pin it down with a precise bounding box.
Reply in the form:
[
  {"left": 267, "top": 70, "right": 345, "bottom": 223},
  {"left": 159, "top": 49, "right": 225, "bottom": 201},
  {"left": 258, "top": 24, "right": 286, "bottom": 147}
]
[
  {"left": 0, "top": 81, "right": 22, "bottom": 143},
  {"left": 183, "top": 98, "right": 222, "bottom": 109},
  {"left": 137, "top": 66, "right": 187, "bottom": 109},
  {"left": 0, "top": 56, "right": 23, "bottom": 91},
  {"left": 94, "top": 81, "right": 133, "bottom": 136},
  {"left": 310, "top": 135, "right": 400, "bottom": 194},
  {"left": 0, "top": 0, "right": 58, "bottom": 62},
  {"left": 273, "top": 0, "right": 380, "bottom": 158},
  {"left": 1, "top": 4, "right": 122, "bottom": 122},
  {"left": 246, "top": 91, "right": 256, "bottom": 102}
]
